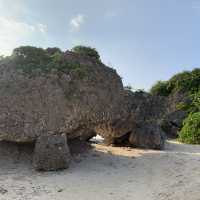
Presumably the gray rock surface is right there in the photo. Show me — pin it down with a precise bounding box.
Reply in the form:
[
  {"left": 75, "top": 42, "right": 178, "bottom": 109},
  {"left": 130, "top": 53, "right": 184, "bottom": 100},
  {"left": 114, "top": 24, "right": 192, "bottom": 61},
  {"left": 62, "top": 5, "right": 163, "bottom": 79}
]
[
  {"left": 129, "top": 121, "right": 165, "bottom": 149},
  {"left": 161, "top": 91, "right": 189, "bottom": 137},
  {"left": 0, "top": 51, "right": 124, "bottom": 143},
  {"left": 96, "top": 91, "right": 166, "bottom": 149},
  {"left": 33, "top": 134, "right": 71, "bottom": 171},
  {"left": 0, "top": 47, "right": 182, "bottom": 170},
  {"left": 0, "top": 49, "right": 125, "bottom": 170}
]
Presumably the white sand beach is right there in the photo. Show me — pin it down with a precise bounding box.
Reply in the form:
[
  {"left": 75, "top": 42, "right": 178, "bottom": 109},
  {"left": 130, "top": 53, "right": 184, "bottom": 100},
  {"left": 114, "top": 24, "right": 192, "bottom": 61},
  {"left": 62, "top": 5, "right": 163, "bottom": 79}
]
[{"left": 0, "top": 140, "right": 199, "bottom": 200}]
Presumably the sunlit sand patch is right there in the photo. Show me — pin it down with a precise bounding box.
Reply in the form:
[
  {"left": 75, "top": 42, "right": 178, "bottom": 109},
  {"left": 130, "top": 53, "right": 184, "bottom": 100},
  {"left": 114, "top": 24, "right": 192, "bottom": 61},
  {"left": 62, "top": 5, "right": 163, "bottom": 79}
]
[{"left": 92, "top": 143, "right": 157, "bottom": 158}]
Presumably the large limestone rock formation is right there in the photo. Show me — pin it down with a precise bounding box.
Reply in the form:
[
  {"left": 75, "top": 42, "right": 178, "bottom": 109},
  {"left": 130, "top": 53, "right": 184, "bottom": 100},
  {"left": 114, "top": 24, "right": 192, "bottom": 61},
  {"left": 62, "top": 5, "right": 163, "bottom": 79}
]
[
  {"left": 0, "top": 47, "right": 124, "bottom": 170},
  {"left": 0, "top": 46, "right": 166, "bottom": 170}
]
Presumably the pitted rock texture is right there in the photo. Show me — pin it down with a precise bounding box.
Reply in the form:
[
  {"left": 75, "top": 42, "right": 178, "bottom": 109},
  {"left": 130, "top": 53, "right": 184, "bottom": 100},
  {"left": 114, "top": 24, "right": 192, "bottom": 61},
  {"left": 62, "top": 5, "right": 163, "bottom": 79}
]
[
  {"left": 129, "top": 121, "right": 165, "bottom": 149},
  {"left": 0, "top": 47, "right": 171, "bottom": 170},
  {"left": 0, "top": 51, "right": 124, "bottom": 143},
  {"left": 161, "top": 91, "right": 190, "bottom": 137},
  {"left": 33, "top": 134, "right": 71, "bottom": 171},
  {"left": 0, "top": 49, "right": 126, "bottom": 170},
  {"left": 96, "top": 91, "right": 166, "bottom": 149}
]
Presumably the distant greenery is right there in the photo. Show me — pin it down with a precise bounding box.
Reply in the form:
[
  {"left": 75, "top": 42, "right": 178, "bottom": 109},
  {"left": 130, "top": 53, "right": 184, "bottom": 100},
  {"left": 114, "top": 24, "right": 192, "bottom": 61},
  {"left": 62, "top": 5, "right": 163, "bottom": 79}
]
[
  {"left": 72, "top": 45, "right": 100, "bottom": 62},
  {"left": 177, "top": 90, "right": 200, "bottom": 113},
  {"left": 150, "top": 68, "right": 200, "bottom": 144},
  {"left": 150, "top": 81, "right": 170, "bottom": 96},
  {"left": 150, "top": 68, "right": 200, "bottom": 96},
  {"left": 46, "top": 47, "right": 62, "bottom": 55},
  {"left": 191, "top": 91, "right": 200, "bottom": 112},
  {"left": 178, "top": 90, "right": 200, "bottom": 144},
  {"left": 12, "top": 46, "right": 51, "bottom": 74},
  {"left": 5, "top": 46, "right": 93, "bottom": 78},
  {"left": 178, "top": 112, "right": 200, "bottom": 144},
  {"left": 168, "top": 92, "right": 200, "bottom": 145}
]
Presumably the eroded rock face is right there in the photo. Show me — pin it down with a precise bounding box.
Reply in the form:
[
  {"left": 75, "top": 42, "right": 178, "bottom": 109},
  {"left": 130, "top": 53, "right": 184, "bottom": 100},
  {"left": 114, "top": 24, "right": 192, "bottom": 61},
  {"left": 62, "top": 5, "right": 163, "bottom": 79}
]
[
  {"left": 0, "top": 47, "right": 179, "bottom": 170},
  {"left": 33, "top": 134, "right": 71, "bottom": 171},
  {"left": 129, "top": 121, "right": 165, "bottom": 150},
  {"left": 0, "top": 51, "right": 124, "bottom": 143},
  {"left": 161, "top": 91, "right": 189, "bottom": 137},
  {"left": 0, "top": 50, "right": 124, "bottom": 170},
  {"left": 95, "top": 91, "right": 166, "bottom": 149},
  {"left": 161, "top": 110, "right": 187, "bottom": 138}
]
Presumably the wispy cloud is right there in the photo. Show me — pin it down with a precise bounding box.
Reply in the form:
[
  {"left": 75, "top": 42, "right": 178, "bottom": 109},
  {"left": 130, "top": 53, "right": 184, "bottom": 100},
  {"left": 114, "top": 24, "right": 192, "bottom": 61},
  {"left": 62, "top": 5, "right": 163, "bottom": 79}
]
[
  {"left": 0, "top": 17, "right": 47, "bottom": 55},
  {"left": 69, "top": 14, "right": 85, "bottom": 32},
  {"left": 37, "top": 23, "right": 47, "bottom": 33}
]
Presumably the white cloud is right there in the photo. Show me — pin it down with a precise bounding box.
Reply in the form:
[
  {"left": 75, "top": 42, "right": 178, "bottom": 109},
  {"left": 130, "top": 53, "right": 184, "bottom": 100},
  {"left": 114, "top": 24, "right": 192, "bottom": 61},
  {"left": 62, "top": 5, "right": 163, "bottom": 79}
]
[
  {"left": 69, "top": 14, "right": 85, "bottom": 32},
  {"left": 0, "top": 17, "right": 47, "bottom": 55},
  {"left": 37, "top": 23, "right": 47, "bottom": 33}
]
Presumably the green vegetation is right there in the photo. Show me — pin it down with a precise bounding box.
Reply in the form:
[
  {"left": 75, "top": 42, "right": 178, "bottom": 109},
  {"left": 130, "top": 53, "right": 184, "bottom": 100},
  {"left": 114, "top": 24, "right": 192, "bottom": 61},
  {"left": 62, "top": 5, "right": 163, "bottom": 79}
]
[
  {"left": 3, "top": 46, "right": 95, "bottom": 78},
  {"left": 177, "top": 90, "right": 200, "bottom": 113},
  {"left": 150, "top": 68, "right": 200, "bottom": 96},
  {"left": 12, "top": 46, "right": 51, "bottom": 74},
  {"left": 150, "top": 81, "right": 169, "bottom": 96},
  {"left": 191, "top": 91, "right": 200, "bottom": 112},
  {"left": 178, "top": 90, "right": 200, "bottom": 144},
  {"left": 179, "top": 112, "right": 200, "bottom": 144},
  {"left": 150, "top": 68, "right": 200, "bottom": 144},
  {"left": 72, "top": 45, "right": 100, "bottom": 62}
]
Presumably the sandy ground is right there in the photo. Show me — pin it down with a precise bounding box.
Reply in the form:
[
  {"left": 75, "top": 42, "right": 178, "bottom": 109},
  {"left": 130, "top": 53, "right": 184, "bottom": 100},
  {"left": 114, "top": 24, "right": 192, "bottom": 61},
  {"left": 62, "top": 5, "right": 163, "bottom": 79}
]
[{"left": 0, "top": 140, "right": 199, "bottom": 200}]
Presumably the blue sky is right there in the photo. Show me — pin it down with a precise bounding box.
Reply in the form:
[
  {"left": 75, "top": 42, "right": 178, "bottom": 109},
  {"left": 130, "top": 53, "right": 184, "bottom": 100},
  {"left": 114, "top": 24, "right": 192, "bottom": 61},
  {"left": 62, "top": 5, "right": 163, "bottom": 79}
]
[{"left": 0, "top": 0, "right": 200, "bottom": 90}]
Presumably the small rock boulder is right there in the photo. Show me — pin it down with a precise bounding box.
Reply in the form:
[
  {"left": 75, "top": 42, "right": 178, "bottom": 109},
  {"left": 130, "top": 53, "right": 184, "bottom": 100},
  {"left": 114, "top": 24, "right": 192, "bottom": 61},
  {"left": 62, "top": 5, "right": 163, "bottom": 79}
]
[
  {"left": 129, "top": 121, "right": 165, "bottom": 149},
  {"left": 95, "top": 90, "right": 166, "bottom": 150},
  {"left": 33, "top": 134, "right": 71, "bottom": 171}
]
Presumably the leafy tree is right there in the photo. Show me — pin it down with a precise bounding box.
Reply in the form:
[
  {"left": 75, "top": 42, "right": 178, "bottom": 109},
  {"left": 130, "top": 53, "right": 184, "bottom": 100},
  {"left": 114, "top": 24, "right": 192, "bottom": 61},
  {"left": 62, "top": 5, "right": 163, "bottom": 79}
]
[
  {"left": 7, "top": 46, "right": 90, "bottom": 78},
  {"left": 46, "top": 47, "right": 62, "bottom": 56},
  {"left": 178, "top": 90, "right": 200, "bottom": 144},
  {"left": 167, "top": 69, "right": 200, "bottom": 94},
  {"left": 72, "top": 45, "right": 100, "bottom": 61},
  {"left": 12, "top": 46, "right": 50, "bottom": 73},
  {"left": 150, "top": 68, "right": 200, "bottom": 144},
  {"left": 192, "top": 90, "right": 200, "bottom": 112},
  {"left": 177, "top": 90, "right": 200, "bottom": 113},
  {"left": 179, "top": 112, "right": 200, "bottom": 144},
  {"left": 150, "top": 81, "right": 170, "bottom": 96},
  {"left": 150, "top": 68, "right": 200, "bottom": 96}
]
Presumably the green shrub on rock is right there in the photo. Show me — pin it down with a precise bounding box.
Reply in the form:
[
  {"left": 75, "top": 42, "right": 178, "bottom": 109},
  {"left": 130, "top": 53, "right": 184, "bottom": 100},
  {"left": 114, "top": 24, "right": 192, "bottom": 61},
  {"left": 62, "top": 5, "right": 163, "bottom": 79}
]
[
  {"left": 46, "top": 47, "right": 62, "bottom": 56},
  {"left": 72, "top": 45, "right": 100, "bottom": 61},
  {"left": 177, "top": 90, "right": 200, "bottom": 113},
  {"left": 191, "top": 90, "right": 200, "bottom": 112},
  {"left": 150, "top": 68, "right": 200, "bottom": 96},
  {"left": 150, "top": 81, "right": 170, "bottom": 96},
  {"left": 9, "top": 46, "right": 90, "bottom": 78},
  {"left": 12, "top": 46, "right": 51, "bottom": 73},
  {"left": 179, "top": 112, "right": 200, "bottom": 144},
  {"left": 178, "top": 90, "right": 200, "bottom": 144}
]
